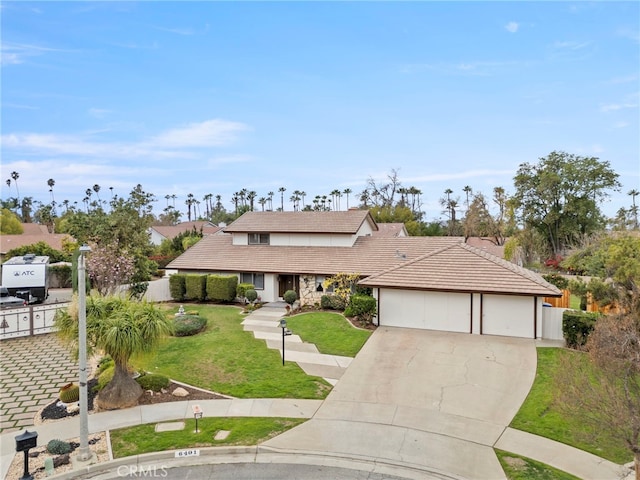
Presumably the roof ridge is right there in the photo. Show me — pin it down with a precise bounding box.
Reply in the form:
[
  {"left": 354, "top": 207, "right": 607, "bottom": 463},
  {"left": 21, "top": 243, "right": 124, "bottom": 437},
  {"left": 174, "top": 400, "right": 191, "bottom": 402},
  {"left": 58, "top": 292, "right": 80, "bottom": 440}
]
[{"left": 459, "top": 243, "right": 561, "bottom": 294}]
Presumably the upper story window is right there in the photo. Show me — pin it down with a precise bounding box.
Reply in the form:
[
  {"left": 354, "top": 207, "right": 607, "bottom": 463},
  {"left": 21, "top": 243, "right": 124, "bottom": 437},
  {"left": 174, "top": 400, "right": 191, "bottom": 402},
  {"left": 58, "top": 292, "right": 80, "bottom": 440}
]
[{"left": 248, "top": 233, "right": 270, "bottom": 245}]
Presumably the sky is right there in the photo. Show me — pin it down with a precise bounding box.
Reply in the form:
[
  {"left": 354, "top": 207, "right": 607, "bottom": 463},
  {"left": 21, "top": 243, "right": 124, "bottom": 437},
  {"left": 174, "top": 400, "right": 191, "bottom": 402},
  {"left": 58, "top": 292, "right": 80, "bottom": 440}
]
[{"left": 1, "top": 1, "right": 639, "bottom": 222}]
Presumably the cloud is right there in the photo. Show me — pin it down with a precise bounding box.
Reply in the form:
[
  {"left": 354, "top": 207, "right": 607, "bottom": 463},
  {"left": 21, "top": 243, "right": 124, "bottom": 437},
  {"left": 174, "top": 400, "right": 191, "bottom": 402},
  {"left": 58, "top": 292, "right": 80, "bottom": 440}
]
[
  {"left": 88, "top": 108, "right": 112, "bottom": 119},
  {"left": 0, "top": 42, "right": 76, "bottom": 65},
  {"left": 552, "top": 41, "right": 591, "bottom": 51},
  {"left": 505, "top": 22, "right": 519, "bottom": 33},
  {"left": 600, "top": 102, "right": 638, "bottom": 112},
  {"left": 152, "top": 25, "right": 196, "bottom": 36},
  {"left": 617, "top": 27, "right": 640, "bottom": 43},
  {"left": 613, "top": 121, "right": 629, "bottom": 129},
  {"left": 149, "top": 119, "right": 249, "bottom": 148},
  {"left": 401, "top": 60, "right": 531, "bottom": 76}
]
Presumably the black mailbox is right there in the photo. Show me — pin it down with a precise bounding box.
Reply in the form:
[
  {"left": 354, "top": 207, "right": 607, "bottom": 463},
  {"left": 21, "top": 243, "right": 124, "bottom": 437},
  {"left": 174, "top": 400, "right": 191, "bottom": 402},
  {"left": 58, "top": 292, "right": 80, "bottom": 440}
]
[{"left": 15, "top": 430, "right": 38, "bottom": 452}]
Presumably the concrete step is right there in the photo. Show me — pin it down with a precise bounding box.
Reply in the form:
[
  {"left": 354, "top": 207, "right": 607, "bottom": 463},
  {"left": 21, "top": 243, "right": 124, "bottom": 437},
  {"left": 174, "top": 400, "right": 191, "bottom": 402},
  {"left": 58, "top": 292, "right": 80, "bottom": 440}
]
[
  {"left": 266, "top": 339, "right": 319, "bottom": 353},
  {"left": 253, "top": 331, "right": 302, "bottom": 343},
  {"left": 295, "top": 362, "right": 346, "bottom": 381}
]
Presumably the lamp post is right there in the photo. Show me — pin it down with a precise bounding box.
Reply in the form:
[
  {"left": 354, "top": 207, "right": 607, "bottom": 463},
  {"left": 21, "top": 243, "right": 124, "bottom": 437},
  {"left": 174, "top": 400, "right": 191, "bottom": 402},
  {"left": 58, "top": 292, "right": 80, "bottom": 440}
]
[
  {"left": 76, "top": 244, "right": 92, "bottom": 462},
  {"left": 279, "top": 318, "right": 292, "bottom": 366}
]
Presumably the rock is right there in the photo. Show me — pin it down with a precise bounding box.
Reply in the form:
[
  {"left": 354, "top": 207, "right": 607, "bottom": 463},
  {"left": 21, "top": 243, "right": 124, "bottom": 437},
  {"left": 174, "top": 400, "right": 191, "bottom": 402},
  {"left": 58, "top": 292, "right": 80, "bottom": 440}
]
[
  {"left": 172, "top": 387, "right": 189, "bottom": 397},
  {"left": 146, "top": 390, "right": 154, "bottom": 396},
  {"left": 66, "top": 404, "right": 79, "bottom": 414},
  {"left": 53, "top": 453, "right": 70, "bottom": 468}
]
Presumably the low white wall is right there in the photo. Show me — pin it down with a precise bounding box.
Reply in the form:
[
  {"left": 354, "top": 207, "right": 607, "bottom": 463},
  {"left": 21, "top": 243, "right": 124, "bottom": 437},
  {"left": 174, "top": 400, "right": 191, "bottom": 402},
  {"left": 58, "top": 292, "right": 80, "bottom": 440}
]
[{"left": 542, "top": 307, "right": 567, "bottom": 341}]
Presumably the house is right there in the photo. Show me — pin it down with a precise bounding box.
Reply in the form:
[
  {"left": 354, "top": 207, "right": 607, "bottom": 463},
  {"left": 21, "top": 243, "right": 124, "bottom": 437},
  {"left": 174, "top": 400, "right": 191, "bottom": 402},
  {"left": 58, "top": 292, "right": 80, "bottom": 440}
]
[
  {"left": 167, "top": 210, "right": 561, "bottom": 338},
  {"left": 0, "top": 223, "right": 72, "bottom": 263},
  {"left": 148, "top": 221, "right": 221, "bottom": 246},
  {"left": 372, "top": 222, "right": 408, "bottom": 237}
]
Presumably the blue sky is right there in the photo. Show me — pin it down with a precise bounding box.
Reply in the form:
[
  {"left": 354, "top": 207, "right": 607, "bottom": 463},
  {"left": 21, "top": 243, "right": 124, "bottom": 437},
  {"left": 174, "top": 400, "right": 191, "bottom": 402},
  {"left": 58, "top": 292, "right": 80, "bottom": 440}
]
[{"left": 1, "top": 1, "right": 638, "bottom": 222}]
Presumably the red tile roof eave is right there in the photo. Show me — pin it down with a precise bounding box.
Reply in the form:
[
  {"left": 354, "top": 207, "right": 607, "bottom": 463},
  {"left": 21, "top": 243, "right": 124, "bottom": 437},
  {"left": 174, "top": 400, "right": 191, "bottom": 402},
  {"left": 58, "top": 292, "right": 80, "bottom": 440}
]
[{"left": 359, "top": 283, "right": 563, "bottom": 297}]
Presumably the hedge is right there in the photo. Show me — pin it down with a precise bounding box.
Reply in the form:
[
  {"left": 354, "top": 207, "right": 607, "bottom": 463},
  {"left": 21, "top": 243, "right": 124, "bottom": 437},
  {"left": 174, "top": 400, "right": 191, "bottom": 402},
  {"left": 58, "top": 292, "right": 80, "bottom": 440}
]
[
  {"left": 173, "top": 314, "right": 208, "bottom": 337},
  {"left": 184, "top": 274, "right": 207, "bottom": 301},
  {"left": 169, "top": 274, "right": 186, "bottom": 301},
  {"left": 320, "top": 294, "right": 346, "bottom": 311},
  {"left": 236, "top": 283, "right": 254, "bottom": 300},
  {"left": 562, "top": 310, "right": 599, "bottom": 349},
  {"left": 206, "top": 275, "right": 238, "bottom": 303},
  {"left": 344, "top": 294, "right": 377, "bottom": 321}
]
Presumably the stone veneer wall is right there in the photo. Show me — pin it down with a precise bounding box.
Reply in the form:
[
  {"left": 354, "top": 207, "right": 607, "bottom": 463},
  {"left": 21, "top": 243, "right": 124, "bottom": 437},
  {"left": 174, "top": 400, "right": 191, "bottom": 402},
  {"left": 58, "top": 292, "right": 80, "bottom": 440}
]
[{"left": 299, "top": 274, "right": 324, "bottom": 307}]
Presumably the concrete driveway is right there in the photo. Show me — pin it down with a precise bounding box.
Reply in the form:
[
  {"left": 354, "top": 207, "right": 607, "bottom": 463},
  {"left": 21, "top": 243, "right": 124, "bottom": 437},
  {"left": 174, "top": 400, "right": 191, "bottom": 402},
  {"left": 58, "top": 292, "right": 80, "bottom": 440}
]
[{"left": 263, "top": 327, "right": 537, "bottom": 480}]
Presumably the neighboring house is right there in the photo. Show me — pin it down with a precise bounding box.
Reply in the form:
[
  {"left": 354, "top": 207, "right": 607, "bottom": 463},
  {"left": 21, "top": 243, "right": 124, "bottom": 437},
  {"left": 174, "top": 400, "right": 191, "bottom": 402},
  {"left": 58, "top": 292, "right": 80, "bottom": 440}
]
[
  {"left": 167, "top": 210, "right": 561, "bottom": 339},
  {"left": 464, "top": 237, "right": 506, "bottom": 259},
  {"left": 148, "top": 221, "right": 221, "bottom": 246},
  {"left": 372, "top": 222, "right": 408, "bottom": 237},
  {"left": 0, "top": 223, "right": 72, "bottom": 263}
]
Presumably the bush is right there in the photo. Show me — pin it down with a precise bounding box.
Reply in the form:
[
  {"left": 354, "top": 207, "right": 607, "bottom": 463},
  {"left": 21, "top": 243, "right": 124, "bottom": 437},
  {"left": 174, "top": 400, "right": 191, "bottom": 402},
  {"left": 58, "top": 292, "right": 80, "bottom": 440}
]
[
  {"left": 236, "top": 283, "right": 254, "bottom": 301},
  {"left": 320, "top": 294, "right": 346, "bottom": 311},
  {"left": 97, "top": 356, "right": 114, "bottom": 375},
  {"left": 47, "top": 439, "right": 72, "bottom": 455},
  {"left": 283, "top": 290, "right": 298, "bottom": 306},
  {"left": 169, "top": 274, "right": 186, "bottom": 301},
  {"left": 245, "top": 288, "right": 258, "bottom": 303},
  {"left": 58, "top": 383, "right": 79, "bottom": 403},
  {"left": 173, "top": 314, "right": 207, "bottom": 337},
  {"left": 206, "top": 275, "right": 238, "bottom": 302},
  {"left": 49, "top": 264, "right": 72, "bottom": 288},
  {"left": 95, "top": 365, "right": 115, "bottom": 392},
  {"left": 542, "top": 273, "right": 569, "bottom": 290},
  {"left": 136, "top": 373, "right": 170, "bottom": 392},
  {"left": 563, "top": 310, "right": 599, "bottom": 349},
  {"left": 344, "top": 294, "right": 377, "bottom": 325},
  {"left": 184, "top": 274, "right": 207, "bottom": 301}
]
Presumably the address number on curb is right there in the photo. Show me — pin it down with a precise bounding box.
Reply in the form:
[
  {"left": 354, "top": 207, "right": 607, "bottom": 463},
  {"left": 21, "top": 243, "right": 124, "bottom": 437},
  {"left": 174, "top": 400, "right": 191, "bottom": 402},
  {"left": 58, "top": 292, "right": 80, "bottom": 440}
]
[{"left": 175, "top": 449, "right": 200, "bottom": 458}]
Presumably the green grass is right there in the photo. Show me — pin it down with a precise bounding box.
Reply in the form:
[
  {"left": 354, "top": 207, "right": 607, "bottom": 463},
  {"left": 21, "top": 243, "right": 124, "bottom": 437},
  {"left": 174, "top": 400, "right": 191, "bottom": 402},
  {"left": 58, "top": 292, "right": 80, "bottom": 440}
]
[
  {"left": 110, "top": 417, "right": 306, "bottom": 458},
  {"left": 285, "top": 312, "right": 372, "bottom": 357},
  {"left": 496, "top": 450, "right": 581, "bottom": 480},
  {"left": 134, "top": 304, "right": 331, "bottom": 399},
  {"left": 510, "top": 347, "right": 631, "bottom": 464},
  {"left": 569, "top": 294, "right": 581, "bottom": 310}
]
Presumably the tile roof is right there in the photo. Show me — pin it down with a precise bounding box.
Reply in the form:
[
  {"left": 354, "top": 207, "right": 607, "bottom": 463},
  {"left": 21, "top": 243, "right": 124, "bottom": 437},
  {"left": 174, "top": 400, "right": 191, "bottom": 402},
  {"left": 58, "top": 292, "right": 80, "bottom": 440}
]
[
  {"left": 20, "top": 223, "right": 50, "bottom": 234},
  {"left": 151, "top": 221, "right": 221, "bottom": 240},
  {"left": 223, "top": 210, "right": 377, "bottom": 234},
  {"left": 0, "top": 234, "right": 72, "bottom": 255},
  {"left": 359, "top": 242, "right": 562, "bottom": 297},
  {"left": 167, "top": 234, "right": 463, "bottom": 276},
  {"left": 372, "top": 223, "right": 407, "bottom": 237}
]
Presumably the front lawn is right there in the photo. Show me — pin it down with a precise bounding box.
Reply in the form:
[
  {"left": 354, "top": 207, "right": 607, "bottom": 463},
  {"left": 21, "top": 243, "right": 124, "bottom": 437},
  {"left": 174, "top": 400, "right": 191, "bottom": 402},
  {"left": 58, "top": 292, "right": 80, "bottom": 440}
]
[
  {"left": 285, "top": 312, "right": 372, "bottom": 357},
  {"left": 510, "top": 347, "right": 631, "bottom": 464},
  {"left": 134, "top": 304, "right": 331, "bottom": 399},
  {"left": 110, "top": 417, "right": 305, "bottom": 458}
]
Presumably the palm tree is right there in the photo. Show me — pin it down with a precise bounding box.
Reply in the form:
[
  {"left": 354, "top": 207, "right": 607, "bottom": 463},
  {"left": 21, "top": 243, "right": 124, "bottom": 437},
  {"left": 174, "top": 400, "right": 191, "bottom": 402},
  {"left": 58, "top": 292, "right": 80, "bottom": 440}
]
[
  {"left": 628, "top": 189, "right": 640, "bottom": 230},
  {"left": 55, "top": 296, "right": 173, "bottom": 410},
  {"left": 300, "top": 191, "right": 306, "bottom": 209},
  {"left": 247, "top": 191, "right": 257, "bottom": 211},
  {"left": 203, "top": 193, "right": 212, "bottom": 218},
  {"left": 343, "top": 188, "right": 352, "bottom": 209},
  {"left": 278, "top": 187, "right": 286, "bottom": 211},
  {"left": 463, "top": 185, "right": 473, "bottom": 209},
  {"left": 268, "top": 191, "right": 274, "bottom": 211},
  {"left": 171, "top": 194, "right": 177, "bottom": 208},
  {"left": 258, "top": 197, "right": 267, "bottom": 211},
  {"left": 109, "top": 186, "right": 114, "bottom": 199},
  {"left": 47, "top": 178, "right": 56, "bottom": 203},
  {"left": 185, "top": 193, "right": 194, "bottom": 221},
  {"left": 93, "top": 184, "right": 101, "bottom": 202},
  {"left": 165, "top": 194, "right": 171, "bottom": 207},
  {"left": 11, "top": 171, "right": 20, "bottom": 204}
]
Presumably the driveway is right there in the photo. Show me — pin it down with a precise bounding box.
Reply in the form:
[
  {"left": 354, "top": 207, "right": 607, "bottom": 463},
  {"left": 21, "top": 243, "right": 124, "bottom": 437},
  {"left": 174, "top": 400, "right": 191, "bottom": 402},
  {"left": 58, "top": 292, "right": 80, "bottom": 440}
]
[{"left": 263, "top": 327, "right": 537, "bottom": 480}]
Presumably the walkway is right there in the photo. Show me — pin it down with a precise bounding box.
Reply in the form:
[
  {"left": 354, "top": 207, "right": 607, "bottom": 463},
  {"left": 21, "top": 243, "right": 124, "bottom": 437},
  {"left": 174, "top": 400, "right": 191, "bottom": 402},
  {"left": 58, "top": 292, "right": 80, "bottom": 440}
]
[{"left": 242, "top": 304, "right": 353, "bottom": 385}]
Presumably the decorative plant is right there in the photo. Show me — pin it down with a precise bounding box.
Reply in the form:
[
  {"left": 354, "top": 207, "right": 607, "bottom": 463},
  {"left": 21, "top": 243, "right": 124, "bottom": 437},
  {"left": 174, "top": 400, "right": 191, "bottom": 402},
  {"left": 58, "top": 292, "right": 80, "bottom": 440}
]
[
  {"left": 59, "top": 383, "right": 79, "bottom": 403},
  {"left": 47, "top": 439, "right": 72, "bottom": 455}
]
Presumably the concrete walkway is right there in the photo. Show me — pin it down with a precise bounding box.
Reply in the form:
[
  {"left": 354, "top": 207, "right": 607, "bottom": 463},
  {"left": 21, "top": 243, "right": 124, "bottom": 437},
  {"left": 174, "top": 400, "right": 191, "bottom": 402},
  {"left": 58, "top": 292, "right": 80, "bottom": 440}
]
[{"left": 242, "top": 304, "right": 353, "bottom": 385}]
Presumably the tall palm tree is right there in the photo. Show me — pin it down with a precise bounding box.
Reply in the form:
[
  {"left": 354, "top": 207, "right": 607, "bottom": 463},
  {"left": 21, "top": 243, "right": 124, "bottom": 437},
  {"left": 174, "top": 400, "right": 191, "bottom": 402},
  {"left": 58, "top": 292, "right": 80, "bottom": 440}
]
[
  {"left": 203, "top": 193, "right": 212, "bottom": 218},
  {"left": 11, "top": 171, "right": 20, "bottom": 204},
  {"left": 109, "top": 186, "right": 114, "bottom": 199},
  {"left": 278, "top": 187, "right": 286, "bottom": 211},
  {"left": 343, "top": 188, "right": 352, "bottom": 209},
  {"left": 165, "top": 194, "right": 171, "bottom": 207},
  {"left": 463, "top": 185, "right": 473, "bottom": 209},
  {"left": 93, "top": 184, "right": 101, "bottom": 202},
  {"left": 258, "top": 197, "right": 267, "bottom": 211},
  {"left": 47, "top": 178, "right": 56, "bottom": 203},
  {"left": 55, "top": 296, "right": 173, "bottom": 410},
  {"left": 247, "top": 191, "right": 257, "bottom": 211},
  {"left": 268, "top": 191, "right": 274, "bottom": 211},
  {"left": 300, "top": 191, "right": 306, "bottom": 209},
  {"left": 629, "top": 189, "right": 640, "bottom": 229},
  {"left": 185, "top": 194, "right": 194, "bottom": 221}
]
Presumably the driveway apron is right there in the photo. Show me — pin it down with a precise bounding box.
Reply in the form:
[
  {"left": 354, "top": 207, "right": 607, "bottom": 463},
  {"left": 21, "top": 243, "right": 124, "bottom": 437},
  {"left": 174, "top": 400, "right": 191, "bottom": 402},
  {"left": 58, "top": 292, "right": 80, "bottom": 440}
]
[{"left": 263, "top": 327, "right": 537, "bottom": 480}]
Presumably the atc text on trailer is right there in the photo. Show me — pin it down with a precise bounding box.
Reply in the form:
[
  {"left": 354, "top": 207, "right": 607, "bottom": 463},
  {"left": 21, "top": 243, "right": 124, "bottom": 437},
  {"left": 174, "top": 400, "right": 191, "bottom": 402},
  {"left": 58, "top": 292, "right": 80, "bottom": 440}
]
[{"left": 1, "top": 254, "right": 49, "bottom": 304}]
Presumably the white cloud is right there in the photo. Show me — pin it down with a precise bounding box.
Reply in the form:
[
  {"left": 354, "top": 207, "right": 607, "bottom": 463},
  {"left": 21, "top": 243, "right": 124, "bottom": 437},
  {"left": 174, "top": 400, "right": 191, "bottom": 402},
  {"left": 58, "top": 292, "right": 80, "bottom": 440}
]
[
  {"left": 0, "top": 42, "right": 75, "bottom": 65},
  {"left": 505, "top": 22, "right": 519, "bottom": 33},
  {"left": 552, "top": 41, "right": 591, "bottom": 51},
  {"left": 149, "top": 119, "right": 249, "bottom": 148},
  {"left": 88, "top": 108, "right": 112, "bottom": 119},
  {"left": 613, "top": 121, "right": 629, "bottom": 129},
  {"left": 600, "top": 102, "right": 638, "bottom": 112}
]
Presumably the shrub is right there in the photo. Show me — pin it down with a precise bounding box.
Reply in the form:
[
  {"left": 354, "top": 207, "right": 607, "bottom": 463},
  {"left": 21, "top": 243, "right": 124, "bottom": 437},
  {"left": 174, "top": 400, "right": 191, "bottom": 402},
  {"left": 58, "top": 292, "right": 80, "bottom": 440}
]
[
  {"left": 563, "top": 310, "right": 599, "bottom": 349},
  {"left": 97, "top": 356, "right": 114, "bottom": 375},
  {"left": 49, "top": 264, "right": 72, "bottom": 288},
  {"left": 58, "top": 383, "right": 79, "bottom": 403},
  {"left": 344, "top": 294, "right": 377, "bottom": 325},
  {"left": 95, "top": 365, "right": 115, "bottom": 392},
  {"left": 320, "top": 294, "right": 346, "bottom": 311},
  {"left": 542, "top": 273, "right": 569, "bottom": 290},
  {"left": 136, "top": 373, "right": 170, "bottom": 392},
  {"left": 184, "top": 274, "right": 207, "bottom": 301},
  {"left": 206, "top": 275, "right": 238, "bottom": 302},
  {"left": 169, "top": 274, "right": 186, "bottom": 301},
  {"left": 245, "top": 288, "right": 258, "bottom": 303},
  {"left": 283, "top": 290, "right": 298, "bottom": 306},
  {"left": 236, "top": 283, "right": 254, "bottom": 301},
  {"left": 47, "top": 439, "right": 72, "bottom": 455},
  {"left": 173, "top": 314, "right": 207, "bottom": 337}
]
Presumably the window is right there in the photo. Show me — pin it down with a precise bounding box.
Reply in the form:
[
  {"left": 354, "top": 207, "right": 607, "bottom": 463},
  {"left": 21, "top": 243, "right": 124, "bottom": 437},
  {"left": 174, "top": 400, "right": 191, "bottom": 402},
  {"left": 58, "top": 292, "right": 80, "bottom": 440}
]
[
  {"left": 241, "top": 273, "right": 264, "bottom": 290},
  {"left": 248, "top": 233, "right": 269, "bottom": 245},
  {"left": 315, "top": 275, "right": 334, "bottom": 293}
]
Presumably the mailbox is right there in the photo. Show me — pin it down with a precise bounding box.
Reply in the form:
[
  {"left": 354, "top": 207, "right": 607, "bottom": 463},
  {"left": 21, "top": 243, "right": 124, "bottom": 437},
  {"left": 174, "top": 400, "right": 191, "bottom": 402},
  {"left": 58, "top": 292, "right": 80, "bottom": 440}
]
[{"left": 15, "top": 430, "right": 37, "bottom": 452}]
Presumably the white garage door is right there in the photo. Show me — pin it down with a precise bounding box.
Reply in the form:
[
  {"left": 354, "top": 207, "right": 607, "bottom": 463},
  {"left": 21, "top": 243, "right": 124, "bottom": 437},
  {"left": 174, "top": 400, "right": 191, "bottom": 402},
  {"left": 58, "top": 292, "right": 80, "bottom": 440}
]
[
  {"left": 379, "top": 289, "right": 470, "bottom": 333},
  {"left": 482, "top": 295, "right": 534, "bottom": 338}
]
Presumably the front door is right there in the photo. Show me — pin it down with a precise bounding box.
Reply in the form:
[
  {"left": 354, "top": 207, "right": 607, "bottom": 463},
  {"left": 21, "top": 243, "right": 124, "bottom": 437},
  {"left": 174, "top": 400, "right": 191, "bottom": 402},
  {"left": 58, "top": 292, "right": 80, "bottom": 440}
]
[{"left": 278, "top": 275, "right": 299, "bottom": 297}]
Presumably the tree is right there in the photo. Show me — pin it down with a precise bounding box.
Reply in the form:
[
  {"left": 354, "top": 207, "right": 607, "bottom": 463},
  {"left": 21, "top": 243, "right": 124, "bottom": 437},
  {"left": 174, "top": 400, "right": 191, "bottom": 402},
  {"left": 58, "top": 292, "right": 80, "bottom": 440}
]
[
  {"left": 278, "top": 187, "right": 286, "bottom": 211},
  {"left": 343, "top": 188, "right": 352, "bottom": 209},
  {"left": 11, "top": 171, "right": 20, "bottom": 204},
  {"left": 629, "top": 189, "right": 639, "bottom": 230},
  {"left": 55, "top": 296, "right": 173, "bottom": 410},
  {"left": 85, "top": 242, "right": 136, "bottom": 296},
  {"left": 0, "top": 208, "right": 23, "bottom": 234},
  {"left": 513, "top": 151, "right": 620, "bottom": 257},
  {"left": 47, "top": 178, "right": 55, "bottom": 204}
]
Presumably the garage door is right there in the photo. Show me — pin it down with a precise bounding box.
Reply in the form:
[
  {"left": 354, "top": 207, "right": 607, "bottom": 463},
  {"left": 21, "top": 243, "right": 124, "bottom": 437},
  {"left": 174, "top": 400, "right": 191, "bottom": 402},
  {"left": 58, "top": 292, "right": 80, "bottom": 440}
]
[
  {"left": 379, "top": 289, "right": 470, "bottom": 333},
  {"left": 482, "top": 295, "right": 534, "bottom": 338}
]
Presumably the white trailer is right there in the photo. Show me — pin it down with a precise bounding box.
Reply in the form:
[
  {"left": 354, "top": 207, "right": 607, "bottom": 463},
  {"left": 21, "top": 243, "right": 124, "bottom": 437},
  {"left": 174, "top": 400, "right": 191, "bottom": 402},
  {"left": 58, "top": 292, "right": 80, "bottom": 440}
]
[{"left": 1, "top": 254, "right": 49, "bottom": 303}]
